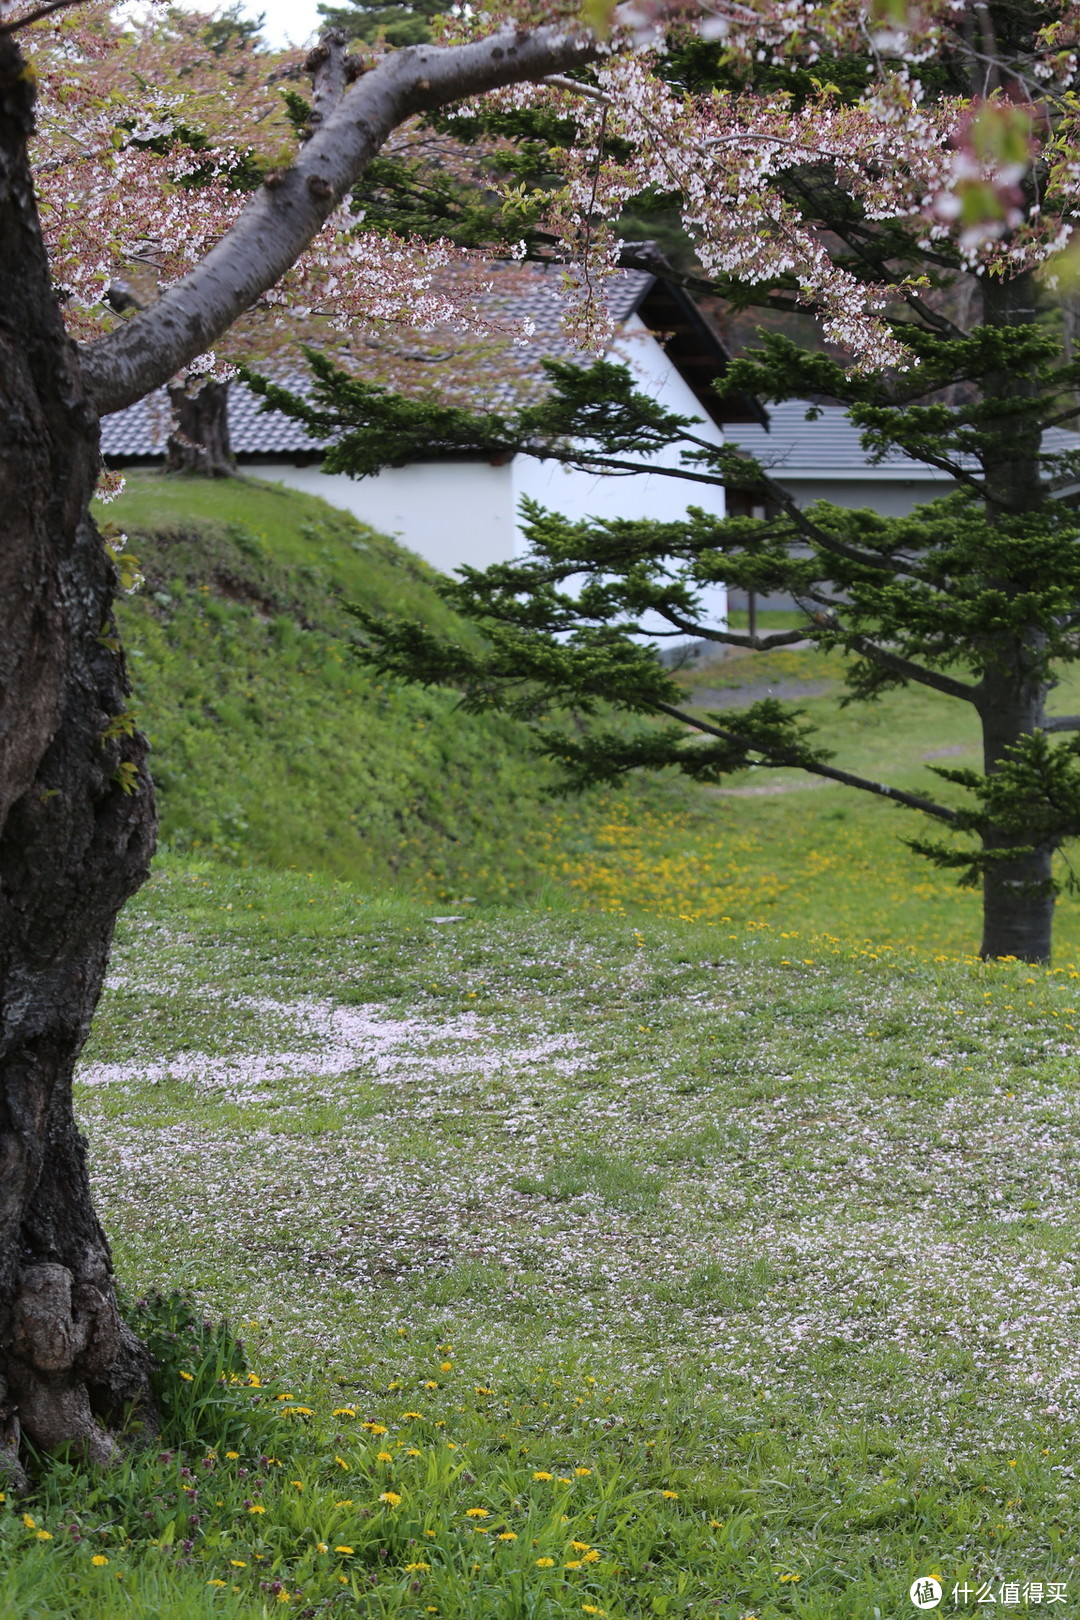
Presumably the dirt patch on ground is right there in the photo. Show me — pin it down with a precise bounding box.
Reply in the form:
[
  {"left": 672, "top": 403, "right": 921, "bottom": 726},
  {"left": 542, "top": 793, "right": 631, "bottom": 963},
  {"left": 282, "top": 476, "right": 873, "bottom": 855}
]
[{"left": 690, "top": 679, "right": 837, "bottom": 710}]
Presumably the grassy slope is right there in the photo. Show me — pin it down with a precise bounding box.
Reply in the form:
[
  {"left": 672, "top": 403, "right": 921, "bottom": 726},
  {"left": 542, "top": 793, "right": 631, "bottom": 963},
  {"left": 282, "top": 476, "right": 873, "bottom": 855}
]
[
  {"left": 103, "top": 472, "right": 611, "bottom": 904},
  {"left": 26, "top": 856, "right": 1078, "bottom": 1619}
]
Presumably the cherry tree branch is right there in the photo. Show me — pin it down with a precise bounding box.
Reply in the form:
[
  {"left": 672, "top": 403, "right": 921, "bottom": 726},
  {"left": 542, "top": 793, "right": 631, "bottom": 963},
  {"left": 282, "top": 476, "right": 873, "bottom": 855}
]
[{"left": 80, "top": 25, "right": 604, "bottom": 417}]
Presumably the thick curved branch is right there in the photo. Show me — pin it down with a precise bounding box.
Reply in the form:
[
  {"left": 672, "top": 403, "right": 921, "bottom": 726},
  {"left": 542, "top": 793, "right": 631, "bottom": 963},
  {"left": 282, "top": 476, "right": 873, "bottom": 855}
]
[
  {"left": 80, "top": 25, "right": 603, "bottom": 416},
  {"left": 654, "top": 701, "right": 959, "bottom": 823},
  {"left": 844, "top": 632, "right": 980, "bottom": 702},
  {"left": 1044, "top": 715, "right": 1080, "bottom": 733}
]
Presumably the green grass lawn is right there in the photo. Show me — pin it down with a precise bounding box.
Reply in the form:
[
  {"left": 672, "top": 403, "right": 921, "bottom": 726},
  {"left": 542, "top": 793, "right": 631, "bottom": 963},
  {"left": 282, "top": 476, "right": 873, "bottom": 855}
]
[{"left": 3, "top": 856, "right": 1071, "bottom": 1618}]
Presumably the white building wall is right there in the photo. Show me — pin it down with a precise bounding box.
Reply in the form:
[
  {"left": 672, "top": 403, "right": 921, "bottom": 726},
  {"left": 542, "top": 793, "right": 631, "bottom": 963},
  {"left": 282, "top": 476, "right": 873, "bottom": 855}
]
[{"left": 244, "top": 457, "right": 518, "bottom": 573}]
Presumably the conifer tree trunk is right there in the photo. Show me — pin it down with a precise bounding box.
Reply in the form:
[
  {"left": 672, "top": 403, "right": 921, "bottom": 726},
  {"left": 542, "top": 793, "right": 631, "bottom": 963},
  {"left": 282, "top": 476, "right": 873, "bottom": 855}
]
[
  {"left": 977, "top": 270, "right": 1056, "bottom": 963},
  {"left": 0, "top": 36, "right": 156, "bottom": 1480}
]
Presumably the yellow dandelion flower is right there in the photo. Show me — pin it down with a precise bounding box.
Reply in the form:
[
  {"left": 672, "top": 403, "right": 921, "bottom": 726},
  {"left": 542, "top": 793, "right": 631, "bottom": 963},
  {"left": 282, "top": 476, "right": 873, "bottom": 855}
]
[
  {"left": 565, "top": 1559, "right": 583, "bottom": 1569},
  {"left": 465, "top": 1508, "right": 489, "bottom": 1518},
  {"left": 778, "top": 1573, "right": 801, "bottom": 1583},
  {"left": 532, "top": 1471, "right": 553, "bottom": 1481},
  {"left": 583, "top": 1549, "right": 601, "bottom": 1563},
  {"left": 207, "top": 1578, "right": 227, "bottom": 1586},
  {"left": 230, "top": 1560, "right": 247, "bottom": 1568},
  {"left": 335, "top": 1546, "right": 354, "bottom": 1555},
  {"left": 335, "top": 1456, "right": 349, "bottom": 1469},
  {"left": 496, "top": 1532, "right": 518, "bottom": 1541},
  {"left": 404, "top": 1561, "right": 431, "bottom": 1572},
  {"left": 575, "top": 1467, "right": 592, "bottom": 1476},
  {"left": 277, "top": 1593, "right": 291, "bottom": 1604},
  {"left": 334, "top": 1500, "right": 353, "bottom": 1508},
  {"left": 661, "top": 1490, "right": 679, "bottom": 1499},
  {"left": 424, "top": 1380, "right": 439, "bottom": 1389},
  {"left": 91, "top": 1555, "right": 110, "bottom": 1567},
  {"left": 376, "top": 1451, "right": 393, "bottom": 1463},
  {"left": 570, "top": 1541, "right": 591, "bottom": 1552},
  {"left": 380, "top": 1491, "right": 402, "bottom": 1507},
  {"left": 439, "top": 1361, "right": 453, "bottom": 1372},
  {"left": 536, "top": 1557, "right": 556, "bottom": 1567},
  {"left": 290, "top": 1480, "right": 303, "bottom": 1491},
  {"left": 361, "top": 1422, "right": 388, "bottom": 1435},
  {"left": 247, "top": 1375, "right": 261, "bottom": 1387},
  {"left": 401, "top": 1412, "right": 423, "bottom": 1421},
  {"left": 179, "top": 1371, "right": 194, "bottom": 1382},
  {"left": 424, "top": 1529, "right": 437, "bottom": 1537},
  {"left": 406, "top": 1447, "right": 422, "bottom": 1457},
  {"left": 248, "top": 1505, "right": 266, "bottom": 1514},
  {"left": 475, "top": 1386, "right": 493, "bottom": 1395},
  {"left": 276, "top": 1393, "right": 294, "bottom": 1402},
  {"left": 22, "top": 1516, "right": 35, "bottom": 1529},
  {"left": 557, "top": 1477, "right": 572, "bottom": 1485},
  {"left": 225, "top": 1452, "right": 239, "bottom": 1460},
  {"left": 35, "top": 1531, "right": 53, "bottom": 1542},
  {"left": 316, "top": 1543, "right": 328, "bottom": 1554},
  {"left": 332, "top": 1408, "right": 356, "bottom": 1418},
  {"left": 582, "top": 1608, "right": 606, "bottom": 1617}
]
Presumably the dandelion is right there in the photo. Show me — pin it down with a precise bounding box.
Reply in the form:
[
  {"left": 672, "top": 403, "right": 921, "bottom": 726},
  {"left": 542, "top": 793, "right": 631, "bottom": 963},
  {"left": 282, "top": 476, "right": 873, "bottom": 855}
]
[
  {"left": 575, "top": 1467, "right": 592, "bottom": 1476},
  {"left": 380, "top": 1491, "right": 402, "bottom": 1507},
  {"left": 536, "top": 1557, "right": 555, "bottom": 1567},
  {"left": 179, "top": 1371, "right": 194, "bottom": 1382},
  {"left": 335, "top": 1546, "right": 354, "bottom": 1555},
  {"left": 424, "top": 1529, "right": 437, "bottom": 1538},
  {"left": 316, "top": 1543, "right": 328, "bottom": 1554},
  {"left": 332, "top": 1408, "right": 356, "bottom": 1419},
  {"left": 406, "top": 1448, "right": 422, "bottom": 1457},
  {"left": 401, "top": 1412, "right": 423, "bottom": 1421},
  {"left": 22, "top": 1515, "right": 35, "bottom": 1529},
  {"left": 557, "top": 1477, "right": 572, "bottom": 1484},
  {"left": 779, "top": 1573, "right": 801, "bottom": 1584},
  {"left": 661, "top": 1490, "right": 679, "bottom": 1499},
  {"left": 404, "top": 1561, "right": 431, "bottom": 1572},
  {"left": 290, "top": 1481, "right": 304, "bottom": 1491},
  {"left": 35, "top": 1531, "right": 53, "bottom": 1542},
  {"left": 230, "top": 1560, "right": 248, "bottom": 1569},
  {"left": 362, "top": 1423, "right": 388, "bottom": 1436},
  {"left": 225, "top": 1452, "right": 239, "bottom": 1461},
  {"left": 439, "top": 1362, "right": 453, "bottom": 1372},
  {"left": 532, "top": 1472, "right": 553, "bottom": 1481},
  {"left": 335, "top": 1456, "right": 349, "bottom": 1469},
  {"left": 583, "top": 1550, "right": 601, "bottom": 1563},
  {"left": 475, "top": 1387, "right": 493, "bottom": 1396},
  {"left": 570, "top": 1541, "right": 591, "bottom": 1552},
  {"left": 565, "top": 1558, "right": 583, "bottom": 1569},
  {"left": 497, "top": 1532, "right": 518, "bottom": 1541},
  {"left": 376, "top": 1451, "right": 393, "bottom": 1463},
  {"left": 334, "top": 1501, "right": 353, "bottom": 1508},
  {"left": 248, "top": 1505, "right": 266, "bottom": 1514},
  {"left": 465, "top": 1508, "right": 489, "bottom": 1518},
  {"left": 424, "top": 1380, "right": 439, "bottom": 1389},
  {"left": 582, "top": 1608, "right": 606, "bottom": 1616},
  {"left": 91, "top": 1555, "right": 109, "bottom": 1566},
  {"left": 207, "top": 1578, "right": 227, "bottom": 1586}
]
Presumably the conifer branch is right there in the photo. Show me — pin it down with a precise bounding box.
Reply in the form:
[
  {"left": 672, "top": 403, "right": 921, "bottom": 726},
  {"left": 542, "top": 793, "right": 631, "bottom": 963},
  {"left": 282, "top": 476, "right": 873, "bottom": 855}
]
[
  {"left": 653, "top": 702, "right": 959, "bottom": 822},
  {"left": 843, "top": 634, "right": 980, "bottom": 703}
]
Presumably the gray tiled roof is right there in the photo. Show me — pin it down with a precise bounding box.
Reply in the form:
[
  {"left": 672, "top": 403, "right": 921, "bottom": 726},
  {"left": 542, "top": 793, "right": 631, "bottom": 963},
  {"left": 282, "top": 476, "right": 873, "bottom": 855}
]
[
  {"left": 101, "top": 265, "right": 655, "bottom": 461},
  {"left": 725, "top": 398, "right": 1080, "bottom": 478}
]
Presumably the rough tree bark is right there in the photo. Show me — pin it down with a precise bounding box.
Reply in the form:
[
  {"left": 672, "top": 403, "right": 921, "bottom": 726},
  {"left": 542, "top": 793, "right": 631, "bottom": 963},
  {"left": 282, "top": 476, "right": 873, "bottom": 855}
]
[
  {"left": 0, "top": 36, "right": 156, "bottom": 1484},
  {"left": 165, "top": 379, "right": 235, "bottom": 477},
  {"left": 0, "top": 19, "right": 603, "bottom": 1474}
]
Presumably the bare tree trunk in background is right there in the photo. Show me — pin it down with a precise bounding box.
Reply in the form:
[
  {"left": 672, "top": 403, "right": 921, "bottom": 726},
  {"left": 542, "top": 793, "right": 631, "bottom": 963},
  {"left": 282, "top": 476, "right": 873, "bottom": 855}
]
[{"left": 166, "top": 378, "right": 235, "bottom": 477}]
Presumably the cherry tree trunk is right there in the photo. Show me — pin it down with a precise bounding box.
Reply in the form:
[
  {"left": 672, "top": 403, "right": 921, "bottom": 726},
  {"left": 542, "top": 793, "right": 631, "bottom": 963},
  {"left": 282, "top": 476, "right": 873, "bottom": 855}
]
[
  {"left": 0, "top": 37, "right": 156, "bottom": 1480},
  {"left": 166, "top": 379, "right": 235, "bottom": 477}
]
